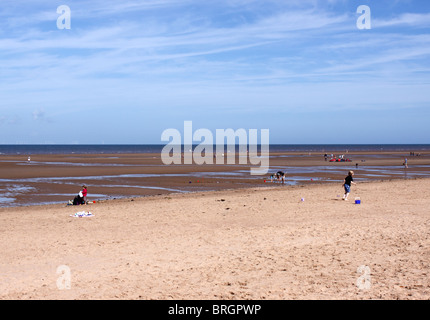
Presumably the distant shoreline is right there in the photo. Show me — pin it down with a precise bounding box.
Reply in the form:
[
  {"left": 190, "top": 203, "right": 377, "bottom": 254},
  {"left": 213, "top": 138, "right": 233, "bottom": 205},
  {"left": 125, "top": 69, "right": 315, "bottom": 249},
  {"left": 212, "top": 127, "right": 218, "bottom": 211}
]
[{"left": 1, "top": 143, "right": 430, "bottom": 155}]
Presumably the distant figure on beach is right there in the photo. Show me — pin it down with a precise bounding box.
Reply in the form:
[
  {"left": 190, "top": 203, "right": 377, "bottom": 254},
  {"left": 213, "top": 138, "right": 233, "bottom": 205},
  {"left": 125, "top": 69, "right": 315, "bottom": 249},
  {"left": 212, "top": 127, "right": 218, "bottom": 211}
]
[
  {"left": 73, "top": 191, "right": 84, "bottom": 205},
  {"left": 82, "top": 185, "right": 88, "bottom": 205},
  {"left": 276, "top": 171, "right": 286, "bottom": 184},
  {"left": 276, "top": 171, "right": 285, "bottom": 184},
  {"left": 72, "top": 185, "right": 87, "bottom": 205},
  {"left": 342, "top": 171, "right": 356, "bottom": 201},
  {"left": 27, "top": 156, "right": 31, "bottom": 162},
  {"left": 403, "top": 158, "right": 408, "bottom": 168},
  {"left": 268, "top": 171, "right": 286, "bottom": 184}
]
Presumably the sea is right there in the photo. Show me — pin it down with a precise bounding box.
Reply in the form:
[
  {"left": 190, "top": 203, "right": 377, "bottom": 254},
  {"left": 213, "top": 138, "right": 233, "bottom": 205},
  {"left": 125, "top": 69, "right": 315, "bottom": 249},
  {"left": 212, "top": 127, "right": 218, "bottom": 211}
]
[{"left": 1, "top": 144, "right": 430, "bottom": 155}]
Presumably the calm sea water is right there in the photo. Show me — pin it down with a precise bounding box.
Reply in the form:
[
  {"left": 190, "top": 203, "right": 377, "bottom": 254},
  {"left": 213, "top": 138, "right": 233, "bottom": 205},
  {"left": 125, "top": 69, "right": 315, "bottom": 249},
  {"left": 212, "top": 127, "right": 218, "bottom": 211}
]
[{"left": 1, "top": 144, "right": 430, "bottom": 155}]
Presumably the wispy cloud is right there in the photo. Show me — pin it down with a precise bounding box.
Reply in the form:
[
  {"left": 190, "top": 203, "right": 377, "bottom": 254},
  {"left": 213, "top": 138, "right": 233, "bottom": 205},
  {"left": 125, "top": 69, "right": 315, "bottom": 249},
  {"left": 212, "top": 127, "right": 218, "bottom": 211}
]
[
  {"left": 32, "top": 108, "right": 46, "bottom": 121},
  {"left": 0, "top": 115, "right": 20, "bottom": 125},
  {"left": 374, "top": 12, "right": 430, "bottom": 28},
  {"left": 1, "top": 0, "right": 429, "bottom": 143},
  {"left": 0, "top": 5, "right": 351, "bottom": 85}
]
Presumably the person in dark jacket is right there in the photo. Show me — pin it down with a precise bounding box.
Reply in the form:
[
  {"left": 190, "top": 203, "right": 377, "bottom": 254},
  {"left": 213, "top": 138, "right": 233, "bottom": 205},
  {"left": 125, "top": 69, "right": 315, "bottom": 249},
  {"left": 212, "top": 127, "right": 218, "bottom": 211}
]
[{"left": 342, "top": 171, "right": 356, "bottom": 201}]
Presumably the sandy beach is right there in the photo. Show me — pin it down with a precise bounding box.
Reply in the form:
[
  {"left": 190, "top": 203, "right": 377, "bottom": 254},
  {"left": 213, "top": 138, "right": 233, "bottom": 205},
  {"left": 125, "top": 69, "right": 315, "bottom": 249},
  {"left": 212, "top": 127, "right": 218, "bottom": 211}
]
[{"left": 1, "top": 176, "right": 429, "bottom": 300}]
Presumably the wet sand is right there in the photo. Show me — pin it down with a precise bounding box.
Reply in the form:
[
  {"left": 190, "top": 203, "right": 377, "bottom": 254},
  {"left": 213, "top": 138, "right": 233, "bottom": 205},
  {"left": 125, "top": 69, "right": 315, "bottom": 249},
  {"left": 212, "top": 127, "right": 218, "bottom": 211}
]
[
  {"left": 1, "top": 150, "right": 430, "bottom": 207},
  {"left": 0, "top": 177, "right": 429, "bottom": 299}
]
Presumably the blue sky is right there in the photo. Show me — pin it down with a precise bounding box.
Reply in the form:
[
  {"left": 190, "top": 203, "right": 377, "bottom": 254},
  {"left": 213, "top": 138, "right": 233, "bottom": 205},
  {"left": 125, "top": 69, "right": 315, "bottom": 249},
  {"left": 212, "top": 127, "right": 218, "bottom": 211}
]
[{"left": 0, "top": 0, "right": 429, "bottom": 144}]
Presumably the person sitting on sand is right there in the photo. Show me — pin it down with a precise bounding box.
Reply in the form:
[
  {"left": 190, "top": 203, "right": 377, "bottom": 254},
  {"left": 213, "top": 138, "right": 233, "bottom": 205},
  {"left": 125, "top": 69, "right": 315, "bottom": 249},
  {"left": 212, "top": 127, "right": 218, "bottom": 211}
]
[
  {"left": 342, "top": 171, "right": 356, "bottom": 201},
  {"left": 73, "top": 191, "right": 84, "bottom": 205}
]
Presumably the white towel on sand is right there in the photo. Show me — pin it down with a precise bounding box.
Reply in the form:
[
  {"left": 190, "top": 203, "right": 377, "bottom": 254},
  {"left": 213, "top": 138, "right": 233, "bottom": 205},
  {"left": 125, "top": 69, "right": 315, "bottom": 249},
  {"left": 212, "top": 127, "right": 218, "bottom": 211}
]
[{"left": 70, "top": 211, "right": 94, "bottom": 218}]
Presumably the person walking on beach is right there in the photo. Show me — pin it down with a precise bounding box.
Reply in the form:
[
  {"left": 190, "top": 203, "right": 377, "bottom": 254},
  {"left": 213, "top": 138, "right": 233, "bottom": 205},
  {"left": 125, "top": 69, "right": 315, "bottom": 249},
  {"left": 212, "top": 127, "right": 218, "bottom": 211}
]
[{"left": 342, "top": 171, "right": 356, "bottom": 201}]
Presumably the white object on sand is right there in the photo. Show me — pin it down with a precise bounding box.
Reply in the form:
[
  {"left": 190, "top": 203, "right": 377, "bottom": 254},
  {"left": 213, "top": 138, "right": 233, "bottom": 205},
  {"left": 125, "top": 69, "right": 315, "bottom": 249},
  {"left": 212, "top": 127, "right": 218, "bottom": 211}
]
[{"left": 70, "top": 211, "right": 94, "bottom": 217}]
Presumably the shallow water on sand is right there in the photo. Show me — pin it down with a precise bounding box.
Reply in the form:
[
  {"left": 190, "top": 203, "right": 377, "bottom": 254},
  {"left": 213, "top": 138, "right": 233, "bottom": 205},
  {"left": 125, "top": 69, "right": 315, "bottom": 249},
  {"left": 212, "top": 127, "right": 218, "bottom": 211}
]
[
  {"left": 1, "top": 148, "right": 430, "bottom": 207},
  {"left": 1, "top": 161, "right": 430, "bottom": 207}
]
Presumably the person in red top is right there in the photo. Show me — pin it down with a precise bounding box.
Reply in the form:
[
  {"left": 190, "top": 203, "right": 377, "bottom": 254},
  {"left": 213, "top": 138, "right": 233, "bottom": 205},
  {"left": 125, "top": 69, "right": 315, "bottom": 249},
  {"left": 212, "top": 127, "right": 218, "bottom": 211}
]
[{"left": 82, "top": 185, "right": 88, "bottom": 205}]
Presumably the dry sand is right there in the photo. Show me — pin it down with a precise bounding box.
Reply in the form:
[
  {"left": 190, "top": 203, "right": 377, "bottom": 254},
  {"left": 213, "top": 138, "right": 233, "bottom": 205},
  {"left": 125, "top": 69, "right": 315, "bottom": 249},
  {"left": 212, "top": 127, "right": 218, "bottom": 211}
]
[{"left": 1, "top": 177, "right": 429, "bottom": 300}]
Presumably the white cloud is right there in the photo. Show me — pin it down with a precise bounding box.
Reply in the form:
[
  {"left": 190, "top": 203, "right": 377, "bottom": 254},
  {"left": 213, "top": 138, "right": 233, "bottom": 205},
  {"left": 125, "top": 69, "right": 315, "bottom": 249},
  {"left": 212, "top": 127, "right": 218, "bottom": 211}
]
[
  {"left": 32, "top": 109, "right": 46, "bottom": 121},
  {"left": 1, "top": 1, "right": 430, "bottom": 143},
  {"left": 374, "top": 12, "right": 430, "bottom": 28}
]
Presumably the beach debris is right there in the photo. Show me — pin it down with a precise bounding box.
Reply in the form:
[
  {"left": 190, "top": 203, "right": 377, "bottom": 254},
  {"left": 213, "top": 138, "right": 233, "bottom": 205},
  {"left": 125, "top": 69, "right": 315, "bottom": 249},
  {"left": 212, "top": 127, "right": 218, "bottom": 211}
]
[
  {"left": 355, "top": 197, "right": 361, "bottom": 204},
  {"left": 70, "top": 211, "right": 94, "bottom": 218},
  {"left": 301, "top": 198, "right": 305, "bottom": 202}
]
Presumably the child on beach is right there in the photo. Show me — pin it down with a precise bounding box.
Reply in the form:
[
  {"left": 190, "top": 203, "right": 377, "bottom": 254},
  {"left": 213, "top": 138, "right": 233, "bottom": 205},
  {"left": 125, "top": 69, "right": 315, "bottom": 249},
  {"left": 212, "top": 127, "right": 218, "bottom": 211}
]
[
  {"left": 82, "top": 185, "right": 87, "bottom": 205},
  {"left": 342, "top": 171, "right": 356, "bottom": 201}
]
